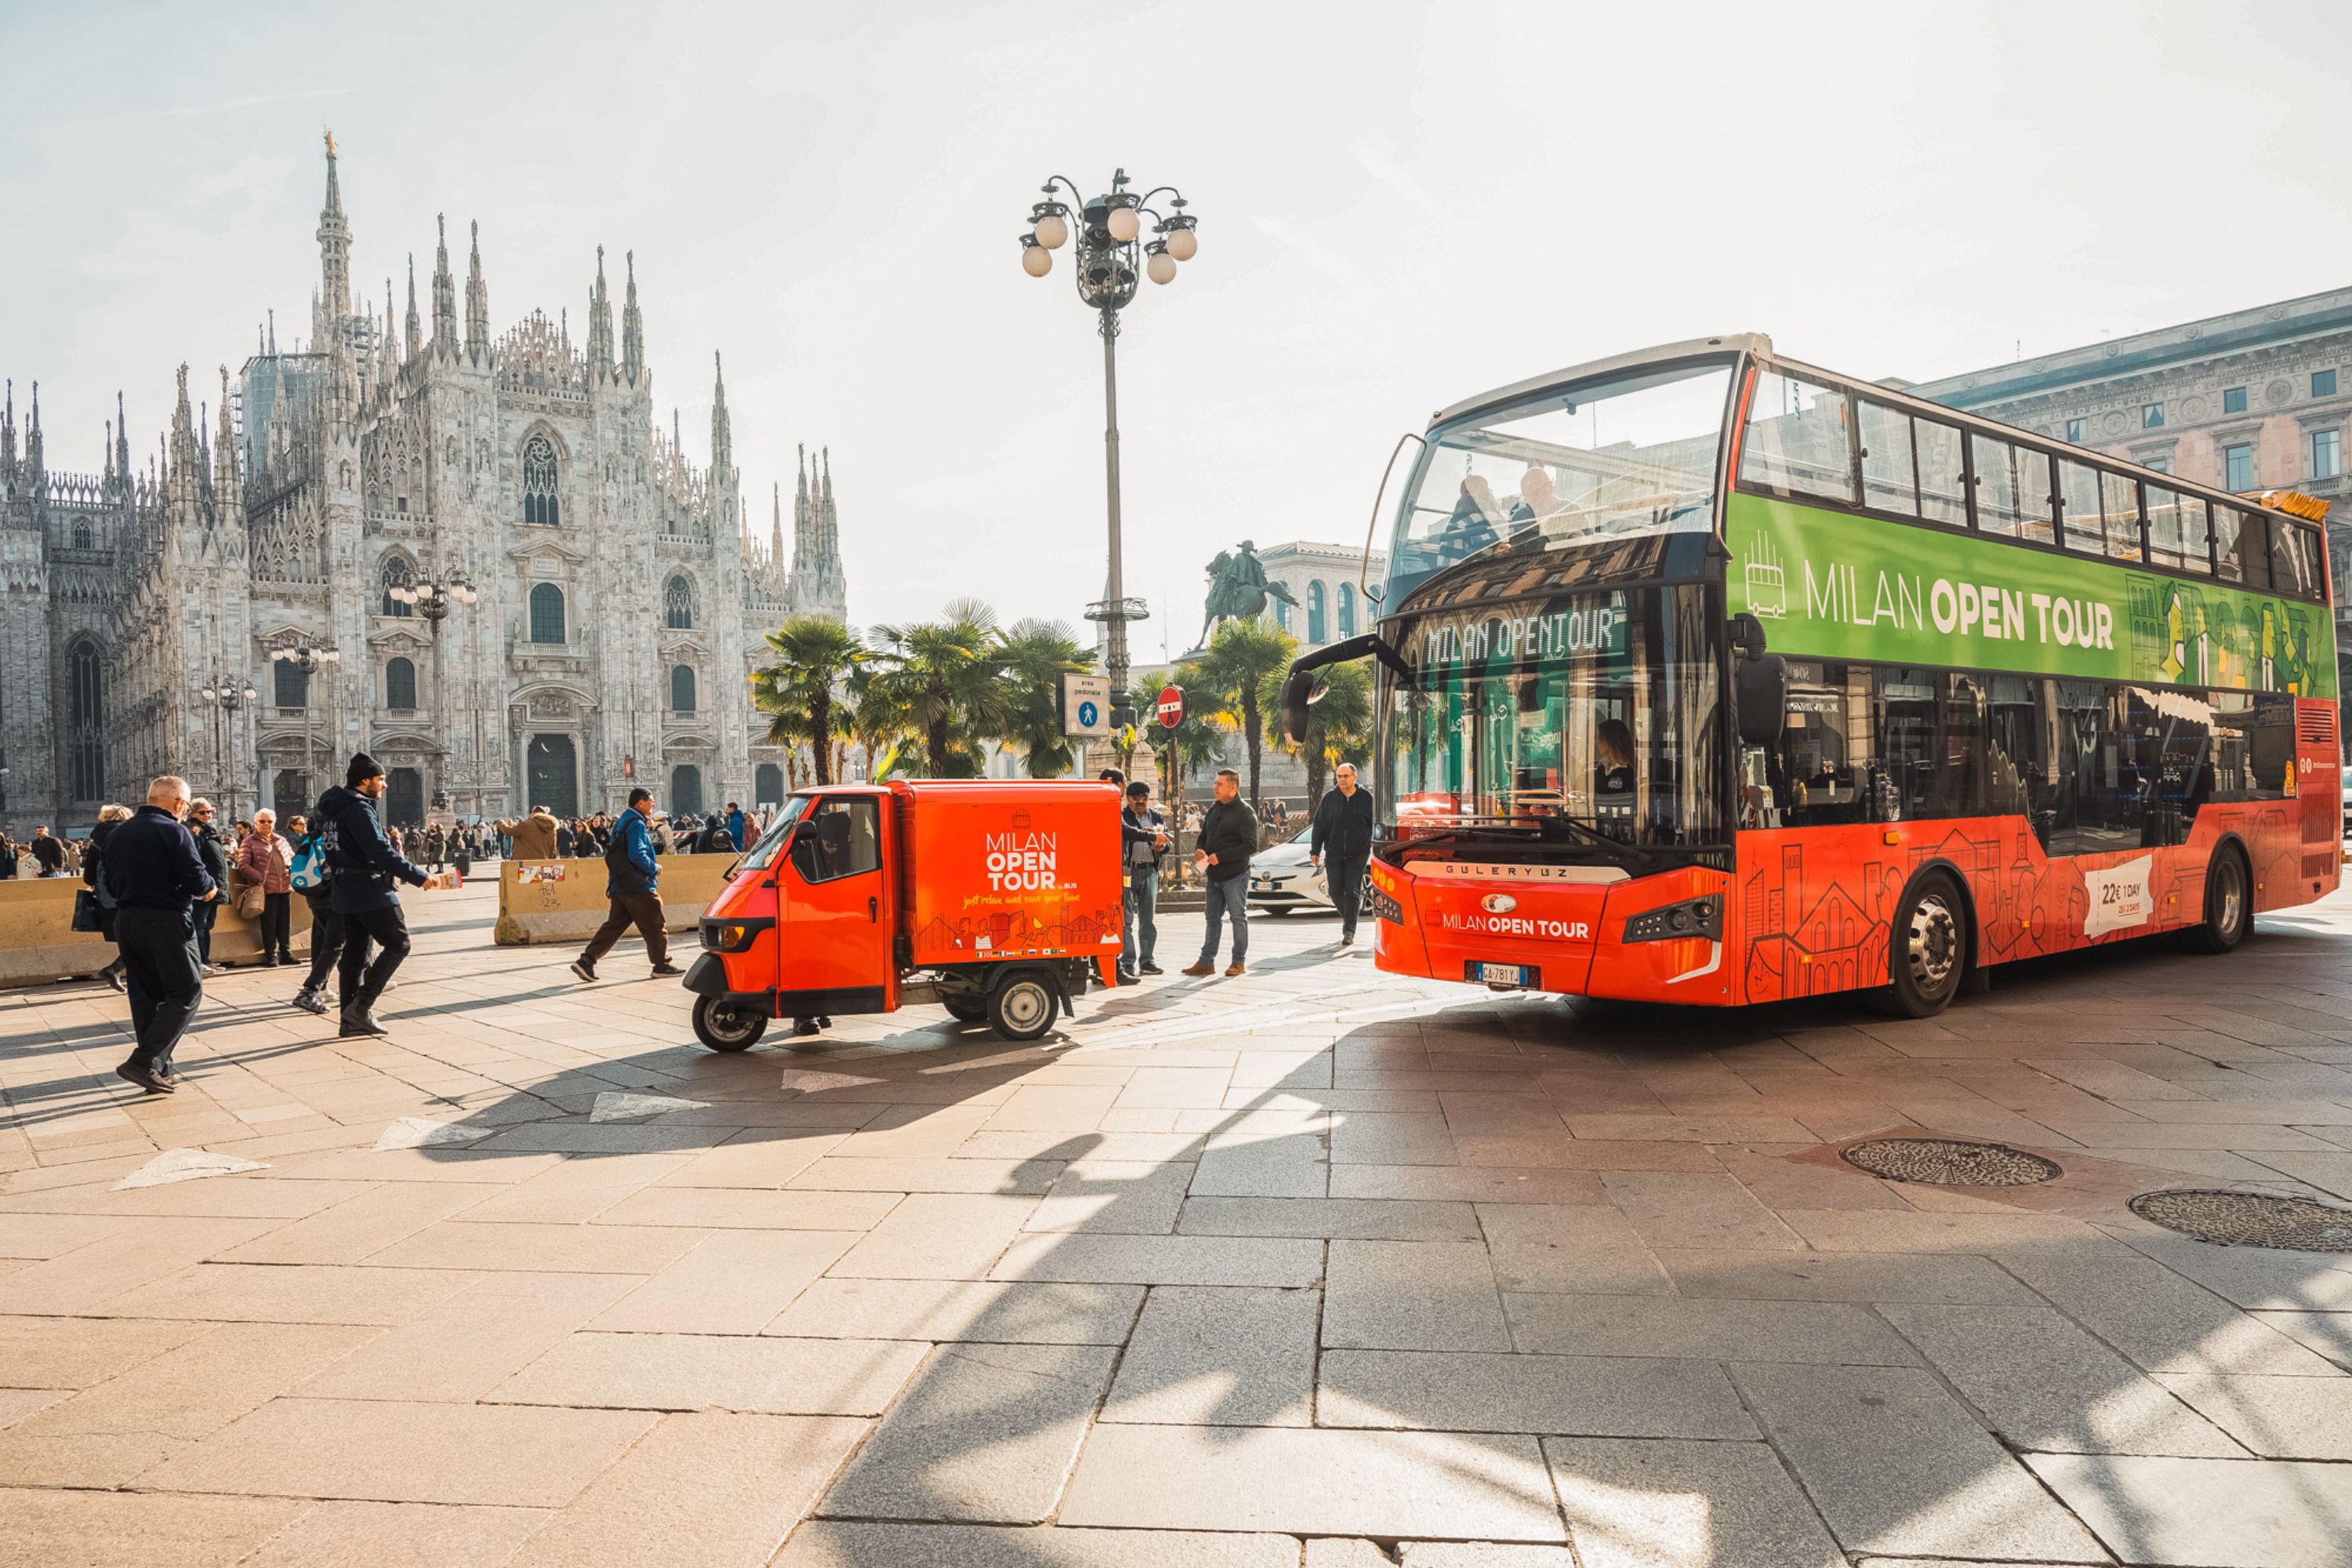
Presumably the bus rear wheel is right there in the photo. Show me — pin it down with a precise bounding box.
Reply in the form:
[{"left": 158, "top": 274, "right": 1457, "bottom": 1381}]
[
  {"left": 1888, "top": 873, "right": 1966, "bottom": 1018},
  {"left": 942, "top": 995, "right": 989, "bottom": 1025},
  {"left": 692, "top": 996, "right": 768, "bottom": 1052},
  {"left": 988, "top": 971, "right": 1058, "bottom": 1042},
  {"left": 2183, "top": 847, "right": 2250, "bottom": 955}
]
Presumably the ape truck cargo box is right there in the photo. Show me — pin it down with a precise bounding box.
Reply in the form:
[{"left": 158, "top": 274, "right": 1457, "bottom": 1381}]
[{"left": 682, "top": 780, "right": 1125, "bottom": 1049}]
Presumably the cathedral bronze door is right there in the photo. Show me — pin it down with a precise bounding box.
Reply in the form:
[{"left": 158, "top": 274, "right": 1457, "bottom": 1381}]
[
  {"left": 527, "top": 735, "right": 578, "bottom": 819},
  {"left": 386, "top": 768, "right": 424, "bottom": 829}
]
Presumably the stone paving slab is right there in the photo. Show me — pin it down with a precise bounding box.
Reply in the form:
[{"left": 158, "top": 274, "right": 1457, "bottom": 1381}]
[
  {"left": 2029, "top": 1451, "right": 2352, "bottom": 1566},
  {"left": 776, "top": 1521, "right": 1303, "bottom": 1566},
  {"left": 1545, "top": 1436, "right": 1846, "bottom": 1568},
  {"left": 818, "top": 1341, "right": 1116, "bottom": 1523},
  {"left": 1102, "top": 1285, "right": 1317, "bottom": 1427},
  {"left": 490, "top": 1330, "right": 927, "bottom": 1414},
  {"left": 139, "top": 1396, "right": 659, "bottom": 1506},
  {"left": 1319, "top": 1348, "right": 1755, "bottom": 1439},
  {"left": 1059, "top": 1422, "right": 1568, "bottom": 1541}
]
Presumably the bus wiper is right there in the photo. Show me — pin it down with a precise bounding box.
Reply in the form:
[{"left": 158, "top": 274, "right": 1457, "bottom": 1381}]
[{"left": 1537, "top": 814, "right": 1662, "bottom": 874}]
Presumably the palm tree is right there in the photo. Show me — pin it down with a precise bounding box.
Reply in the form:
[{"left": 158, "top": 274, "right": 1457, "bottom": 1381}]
[
  {"left": 1287, "top": 656, "right": 1374, "bottom": 808},
  {"left": 995, "top": 619, "right": 1096, "bottom": 778},
  {"left": 845, "top": 670, "right": 914, "bottom": 782},
  {"left": 866, "top": 598, "right": 1006, "bottom": 778},
  {"left": 1190, "top": 616, "right": 1298, "bottom": 809},
  {"left": 750, "top": 616, "right": 868, "bottom": 787}
]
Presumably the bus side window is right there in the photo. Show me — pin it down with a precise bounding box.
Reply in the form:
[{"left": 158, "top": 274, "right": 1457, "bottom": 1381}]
[
  {"left": 2100, "top": 471, "right": 2143, "bottom": 561},
  {"left": 2057, "top": 459, "right": 2101, "bottom": 554},
  {"left": 1777, "top": 664, "right": 1871, "bottom": 827},
  {"left": 1857, "top": 401, "right": 1918, "bottom": 515},
  {"left": 1913, "top": 420, "right": 1969, "bottom": 528},
  {"left": 1740, "top": 373, "right": 1857, "bottom": 504},
  {"left": 2177, "top": 496, "right": 2212, "bottom": 575},
  {"left": 2212, "top": 506, "right": 2246, "bottom": 583}
]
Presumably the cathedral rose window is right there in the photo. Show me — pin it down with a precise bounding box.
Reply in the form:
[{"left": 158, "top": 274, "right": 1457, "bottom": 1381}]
[{"left": 523, "top": 434, "right": 561, "bottom": 525}]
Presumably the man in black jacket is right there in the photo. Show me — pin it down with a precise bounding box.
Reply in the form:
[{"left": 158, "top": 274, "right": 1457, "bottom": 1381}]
[
  {"left": 1310, "top": 761, "right": 1377, "bottom": 946},
  {"left": 1181, "top": 769, "right": 1259, "bottom": 978},
  {"left": 317, "top": 753, "right": 445, "bottom": 1039},
  {"left": 1119, "top": 780, "right": 1170, "bottom": 981},
  {"left": 105, "top": 775, "right": 220, "bottom": 1093}
]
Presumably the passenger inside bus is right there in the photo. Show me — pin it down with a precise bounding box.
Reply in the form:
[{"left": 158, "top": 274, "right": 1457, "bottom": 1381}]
[
  {"left": 1508, "top": 466, "right": 1559, "bottom": 537},
  {"left": 1595, "top": 719, "right": 1636, "bottom": 827},
  {"left": 1436, "top": 476, "right": 1504, "bottom": 569}
]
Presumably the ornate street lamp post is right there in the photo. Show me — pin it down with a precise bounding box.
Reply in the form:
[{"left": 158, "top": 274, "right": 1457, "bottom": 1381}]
[
  {"left": 1019, "top": 169, "right": 1201, "bottom": 728},
  {"left": 388, "top": 568, "right": 476, "bottom": 818},
  {"left": 270, "top": 641, "right": 341, "bottom": 807},
  {"left": 196, "top": 673, "right": 260, "bottom": 822}
]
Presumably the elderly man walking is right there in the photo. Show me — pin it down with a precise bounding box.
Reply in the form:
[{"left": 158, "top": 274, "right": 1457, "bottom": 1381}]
[
  {"left": 106, "top": 776, "right": 220, "bottom": 1094},
  {"left": 1309, "top": 761, "right": 1377, "bottom": 947},
  {"left": 571, "top": 787, "right": 683, "bottom": 982}
]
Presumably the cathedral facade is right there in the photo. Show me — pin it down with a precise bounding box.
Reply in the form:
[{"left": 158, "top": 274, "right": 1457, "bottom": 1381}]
[{"left": 0, "top": 139, "right": 847, "bottom": 833}]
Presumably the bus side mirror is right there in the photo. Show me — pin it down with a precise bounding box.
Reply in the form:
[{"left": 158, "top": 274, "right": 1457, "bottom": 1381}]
[
  {"left": 1730, "top": 612, "right": 1769, "bottom": 662},
  {"left": 1736, "top": 654, "right": 1789, "bottom": 746},
  {"left": 1279, "top": 669, "right": 1326, "bottom": 746}
]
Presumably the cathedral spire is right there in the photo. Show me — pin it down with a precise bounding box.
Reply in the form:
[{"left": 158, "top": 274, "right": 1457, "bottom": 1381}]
[
  {"left": 710, "top": 351, "right": 731, "bottom": 474},
  {"left": 793, "top": 444, "right": 814, "bottom": 569},
  {"left": 821, "top": 446, "right": 840, "bottom": 561},
  {"left": 2, "top": 382, "right": 14, "bottom": 475},
  {"left": 405, "top": 253, "right": 423, "bottom": 364},
  {"left": 771, "top": 481, "right": 785, "bottom": 571},
  {"left": 465, "top": 220, "right": 489, "bottom": 365},
  {"left": 214, "top": 365, "right": 241, "bottom": 513},
  {"left": 115, "top": 390, "right": 129, "bottom": 485},
  {"left": 621, "top": 249, "right": 644, "bottom": 387},
  {"left": 316, "top": 131, "right": 351, "bottom": 336},
  {"left": 586, "top": 245, "right": 615, "bottom": 383},
  {"left": 431, "top": 214, "right": 458, "bottom": 357},
  {"left": 25, "top": 381, "right": 43, "bottom": 484}
]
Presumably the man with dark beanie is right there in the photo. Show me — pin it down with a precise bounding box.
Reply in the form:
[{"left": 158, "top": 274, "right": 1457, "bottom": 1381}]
[{"left": 316, "top": 753, "right": 445, "bottom": 1038}]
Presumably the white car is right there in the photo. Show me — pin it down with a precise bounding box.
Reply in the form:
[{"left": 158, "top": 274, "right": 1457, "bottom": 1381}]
[{"left": 1247, "top": 839, "right": 1334, "bottom": 913}]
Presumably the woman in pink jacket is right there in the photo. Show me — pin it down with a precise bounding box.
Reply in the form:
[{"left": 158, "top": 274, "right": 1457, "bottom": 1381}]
[{"left": 238, "top": 808, "right": 297, "bottom": 966}]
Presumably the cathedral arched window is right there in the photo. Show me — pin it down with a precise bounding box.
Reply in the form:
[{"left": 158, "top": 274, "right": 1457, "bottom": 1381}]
[
  {"left": 665, "top": 575, "right": 694, "bottom": 630},
  {"left": 68, "top": 639, "right": 105, "bottom": 801},
  {"left": 1338, "top": 583, "right": 1356, "bottom": 640},
  {"left": 274, "top": 659, "right": 308, "bottom": 710},
  {"left": 522, "top": 434, "right": 561, "bottom": 525},
  {"left": 385, "top": 657, "right": 417, "bottom": 711},
  {"left": 529, "top": 583, "right": 567, "bottom": 644},
  {"left": 670, "top": 664, "right": 698, "bottom": 713},
  {"left": 71, "top": 517, "right": 92, "bottom": 551},
  {"left": 380, "top": 557, "right": 414, "bottom": 617},
  {"left": 1306, "top": 581, "right": 1328, "bottom": 644}
]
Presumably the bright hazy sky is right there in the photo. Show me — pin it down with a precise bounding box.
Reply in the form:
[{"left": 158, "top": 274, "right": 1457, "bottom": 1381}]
[{"left": 6, "top": 1, "right": 2350, "bottom": 657}]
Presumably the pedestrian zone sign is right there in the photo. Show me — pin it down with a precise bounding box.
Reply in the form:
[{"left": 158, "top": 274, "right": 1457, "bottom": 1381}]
[{"left": 1062, "top": 672, "right": 1112, "bottom": 737}]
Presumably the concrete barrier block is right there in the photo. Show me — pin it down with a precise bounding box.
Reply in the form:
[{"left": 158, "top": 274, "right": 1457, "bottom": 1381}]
[
  {"left": 492, "top": 855, "right": 741, "bottom": 946},
  {"left": 0, "top": 879, "right": 314, "bottom": 989}
]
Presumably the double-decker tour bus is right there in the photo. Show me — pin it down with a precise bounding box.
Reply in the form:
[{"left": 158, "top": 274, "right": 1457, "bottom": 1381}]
[{"left": 1282, "top": 336, "right": 2341, "bottom": 1015}]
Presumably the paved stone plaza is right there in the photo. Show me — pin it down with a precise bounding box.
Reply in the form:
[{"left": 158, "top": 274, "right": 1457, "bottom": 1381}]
[{"left": 3, "top": 878, "right": 2350, "bottom": 1566}]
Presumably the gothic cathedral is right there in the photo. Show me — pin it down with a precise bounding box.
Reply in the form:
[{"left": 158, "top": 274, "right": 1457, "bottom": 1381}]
[{"left": 0, "top": 136, "right": 848, "bottom": 831}]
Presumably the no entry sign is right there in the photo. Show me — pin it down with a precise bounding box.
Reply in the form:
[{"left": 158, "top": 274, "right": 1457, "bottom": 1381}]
[{"left": 1155, "top": 685, "right": 1185, "bottom": 728}]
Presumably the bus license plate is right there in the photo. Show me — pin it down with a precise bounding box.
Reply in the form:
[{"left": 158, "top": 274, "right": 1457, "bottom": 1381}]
[{"left": 1471, "top": 961, "right": 1537, "bottom": 988}]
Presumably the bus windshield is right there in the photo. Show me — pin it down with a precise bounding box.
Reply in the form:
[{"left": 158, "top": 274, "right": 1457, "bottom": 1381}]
[
  {"left": 1387, "top": 358, "right": 1735, "bottom": 604},
  {"left": 1376, "top": 583, "right": 1726, "bottom": 855}
]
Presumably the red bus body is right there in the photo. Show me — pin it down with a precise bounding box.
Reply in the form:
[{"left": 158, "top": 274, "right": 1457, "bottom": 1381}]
[{"left": 1341, "top": 335, "right": 2342, "bottom": 1012}]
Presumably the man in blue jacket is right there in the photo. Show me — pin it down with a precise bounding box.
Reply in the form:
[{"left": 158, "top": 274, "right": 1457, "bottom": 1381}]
[
  {"left": 106, "top": 775, "right": 220, "bottom": 1093},
  {"left": 317, "top": 753, "right": 445, "bottom": 1039},
  {"left": 725, "top": 801, "right": 746, "bottom": 851},
  {"left": 572, "top": 786, "right": 684, "bottom": 982}
]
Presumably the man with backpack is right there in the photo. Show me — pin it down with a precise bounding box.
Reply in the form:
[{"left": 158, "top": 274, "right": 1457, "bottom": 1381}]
[
  {"left": 569, "top": 787, "right": 683, "bottom": 983},
  {"left": 288, "top": 812, "right": 347, "bottom": 1017},
  {"left": 315, "top": 753, "right": 447, "bottom": 1038}
]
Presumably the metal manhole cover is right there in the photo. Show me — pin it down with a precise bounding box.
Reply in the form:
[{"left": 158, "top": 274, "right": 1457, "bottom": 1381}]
[
  {"left": 2128, "top": 1189, "right": 2352, "bottom": 1252},
  {"left": 1841, "top": 1137, "right": 2062, "bottom": 1187}
]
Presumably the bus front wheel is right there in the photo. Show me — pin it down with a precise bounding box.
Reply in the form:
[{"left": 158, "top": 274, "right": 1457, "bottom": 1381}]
[
  {"left": 2182, "top": 847, "right": 2250, "bottom": 955},
  {"left": 989, "top": 971, "right": 1058, "bottom": 1042},
  {"left": 1888, "top": 873, "right": 1966, "bottom": 1018}
]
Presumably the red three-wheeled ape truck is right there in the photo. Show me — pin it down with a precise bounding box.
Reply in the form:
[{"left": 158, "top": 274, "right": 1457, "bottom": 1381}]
[{"left": 682, "top": 780, "right": 1126, "bottom": 1050}]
